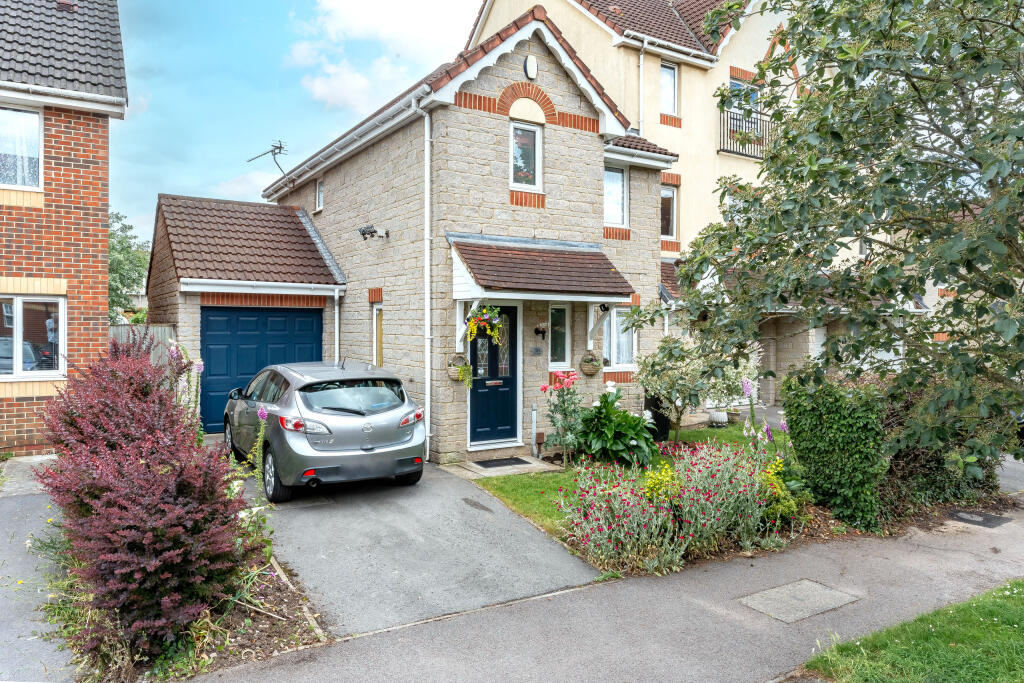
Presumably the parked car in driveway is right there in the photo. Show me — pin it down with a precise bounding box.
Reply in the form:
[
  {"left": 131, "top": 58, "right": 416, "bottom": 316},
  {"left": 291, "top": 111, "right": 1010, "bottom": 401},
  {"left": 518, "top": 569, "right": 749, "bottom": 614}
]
[
  {"left": 224, "top": 361, "right": 425, "bottom": 502},
  {"left": 0, "top": 337, "right": 42, "bottom": 373}
]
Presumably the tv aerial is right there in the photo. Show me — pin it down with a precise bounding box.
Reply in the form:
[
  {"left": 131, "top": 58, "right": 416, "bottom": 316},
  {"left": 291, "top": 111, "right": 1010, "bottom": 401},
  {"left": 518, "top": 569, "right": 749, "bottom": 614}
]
[{"left": 247, "top": 140, "right": 287, "bottom": 175}]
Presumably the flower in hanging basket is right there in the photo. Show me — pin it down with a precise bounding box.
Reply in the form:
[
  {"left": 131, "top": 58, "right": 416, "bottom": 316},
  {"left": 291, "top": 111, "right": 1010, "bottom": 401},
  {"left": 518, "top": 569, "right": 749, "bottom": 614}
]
[{"left": 465, "top": 305, "right": 503, "bottom": 344}]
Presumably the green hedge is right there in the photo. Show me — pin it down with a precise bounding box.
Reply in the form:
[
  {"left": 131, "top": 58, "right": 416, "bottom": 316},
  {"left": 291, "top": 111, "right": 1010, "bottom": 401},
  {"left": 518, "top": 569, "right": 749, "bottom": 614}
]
[{"left": 782, "top": 376, "right": 887, "bottom": 530}]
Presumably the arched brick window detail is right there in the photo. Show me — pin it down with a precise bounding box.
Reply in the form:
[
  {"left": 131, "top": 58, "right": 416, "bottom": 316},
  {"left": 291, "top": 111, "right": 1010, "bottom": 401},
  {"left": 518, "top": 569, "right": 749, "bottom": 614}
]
[{"left": 496, "top": 82, "right": 558, "bottom": 124}]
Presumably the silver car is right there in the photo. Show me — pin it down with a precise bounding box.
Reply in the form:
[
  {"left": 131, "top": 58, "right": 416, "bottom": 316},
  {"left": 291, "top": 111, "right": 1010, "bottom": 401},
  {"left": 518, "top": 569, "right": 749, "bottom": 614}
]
[{"left": 223, "top": 361, "right": 425, "bottom": 502}]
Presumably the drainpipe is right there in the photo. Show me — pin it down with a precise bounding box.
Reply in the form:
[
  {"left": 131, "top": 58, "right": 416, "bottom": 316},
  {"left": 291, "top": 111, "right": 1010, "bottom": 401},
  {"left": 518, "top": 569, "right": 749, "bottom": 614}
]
[
  {"left": 334, "top": 287, "right": 341, "bottom": 364},
  {"left": 638, "top": 37, "right": 649, "bottom": 136},
  {"left": 415, "top": 101, "right": 433, "bottom": 461}
]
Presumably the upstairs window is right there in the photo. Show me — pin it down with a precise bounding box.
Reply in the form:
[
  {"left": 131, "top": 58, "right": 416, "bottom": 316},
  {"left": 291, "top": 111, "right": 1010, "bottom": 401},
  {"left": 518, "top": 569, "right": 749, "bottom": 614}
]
[
  {"left": 315, "top": 179, "right": 324, "bottom": 211},
  {"left": 729, "top": 77, "right": 759, "bottom": 111},
  {"left": 660, "top": 186, "right": 677, "bottom": 238},
  {"left": 510, "top": 122, "right": 543, "bottom": 191},
  {"left": 660, "top": 63, "right": 678, "bottom": 115},
  {"left": 603, "top": 166, "right": 627, "bottom": 227},
  {"left": 0, "top": 107, "right": 42, "bottom": 190}
]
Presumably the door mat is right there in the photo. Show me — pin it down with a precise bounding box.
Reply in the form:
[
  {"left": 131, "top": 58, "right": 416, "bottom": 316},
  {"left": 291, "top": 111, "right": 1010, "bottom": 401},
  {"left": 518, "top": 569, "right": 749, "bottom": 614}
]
[{"left": 475, "top": 457, "right": 530, "bottom": 469}]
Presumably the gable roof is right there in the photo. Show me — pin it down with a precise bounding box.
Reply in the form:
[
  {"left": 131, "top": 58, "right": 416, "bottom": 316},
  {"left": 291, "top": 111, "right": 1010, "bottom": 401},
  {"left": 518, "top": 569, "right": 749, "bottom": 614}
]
[
  {"left": 0, "top": 0, "right": 128, "bottom": 101},
  {"left": 264, "top": 5, "right": 630, "bottom": 200},
  {"left": 467, "top": 0, "right": 732, "bottom": 59},
  {"left": 155, "top": 195, "right": 343, "bottom": 285}
]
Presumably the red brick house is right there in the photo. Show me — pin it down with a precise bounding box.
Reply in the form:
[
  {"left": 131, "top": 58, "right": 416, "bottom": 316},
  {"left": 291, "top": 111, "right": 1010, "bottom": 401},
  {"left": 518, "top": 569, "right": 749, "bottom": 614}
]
[{"left": 0, "top": 0, "right": 128, "bottom": 454}]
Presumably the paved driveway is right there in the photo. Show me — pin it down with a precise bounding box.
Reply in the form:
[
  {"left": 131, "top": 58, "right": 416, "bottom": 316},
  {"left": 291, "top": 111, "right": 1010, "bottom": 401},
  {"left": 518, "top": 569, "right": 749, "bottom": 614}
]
[{"left": 269, "top": 464, "right": 595, "bottom": 636}]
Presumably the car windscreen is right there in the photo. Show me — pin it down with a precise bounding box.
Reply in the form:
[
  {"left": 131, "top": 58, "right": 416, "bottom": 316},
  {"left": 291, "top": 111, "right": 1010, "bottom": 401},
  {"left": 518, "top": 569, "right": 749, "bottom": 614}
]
[{"left": 299, "top": 379, "right": 406, "bottom": 416}]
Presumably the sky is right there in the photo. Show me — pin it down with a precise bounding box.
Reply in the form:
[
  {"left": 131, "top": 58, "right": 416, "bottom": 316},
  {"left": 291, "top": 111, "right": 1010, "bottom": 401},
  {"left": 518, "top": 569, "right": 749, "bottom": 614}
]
[{"left": 113, "top": 0, "right": 484, "bottom": 243}]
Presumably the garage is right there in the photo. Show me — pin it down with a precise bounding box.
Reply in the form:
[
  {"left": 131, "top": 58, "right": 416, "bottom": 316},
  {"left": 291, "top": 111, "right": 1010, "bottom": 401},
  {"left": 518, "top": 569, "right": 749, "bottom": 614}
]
[
  {"left": 200, "top": 306, "right": 323, "bottom": 431},
  {"left": 145, "top": 194, "right": 347, "bottom": 433}
]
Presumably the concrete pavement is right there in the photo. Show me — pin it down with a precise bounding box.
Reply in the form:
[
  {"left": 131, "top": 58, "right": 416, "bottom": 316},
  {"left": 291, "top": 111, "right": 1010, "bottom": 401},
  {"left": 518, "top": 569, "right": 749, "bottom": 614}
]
[
  {"left": 0, "top": 455, "right": 72, "bottom": 682},
  {"left": 201, "top": 500, "right": 1024, "bottom": 683},
  {"left": 265, "top": 464, "right": 595, "bottom": 636}
]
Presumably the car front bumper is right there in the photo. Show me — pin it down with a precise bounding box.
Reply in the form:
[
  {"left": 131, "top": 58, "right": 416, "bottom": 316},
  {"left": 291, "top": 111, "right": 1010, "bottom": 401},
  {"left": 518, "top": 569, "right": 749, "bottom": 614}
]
[{"left": 271, "top": 424, "right": 426, "bottom": 486}]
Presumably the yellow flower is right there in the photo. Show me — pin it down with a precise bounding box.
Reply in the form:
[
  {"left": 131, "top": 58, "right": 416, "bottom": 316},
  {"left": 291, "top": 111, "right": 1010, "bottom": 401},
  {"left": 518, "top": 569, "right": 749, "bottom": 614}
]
[
  {"left": 16, "top": 580, "right": 23, "bottom": 585},
  {"left": 46, "top": 518, "right": 53, "bottom": 524}
]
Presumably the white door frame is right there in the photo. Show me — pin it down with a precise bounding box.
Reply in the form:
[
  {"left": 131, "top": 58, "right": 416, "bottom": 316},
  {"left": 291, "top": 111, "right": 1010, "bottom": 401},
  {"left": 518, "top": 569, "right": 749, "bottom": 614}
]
[{"left": 465, "top": 299, "right": 524, "bottom": 451}]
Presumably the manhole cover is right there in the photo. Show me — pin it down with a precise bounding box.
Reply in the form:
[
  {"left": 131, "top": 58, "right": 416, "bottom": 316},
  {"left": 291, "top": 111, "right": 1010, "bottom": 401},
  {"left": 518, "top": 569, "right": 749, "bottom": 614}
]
[
  {"left": 949, "top": 510, "right": 1011, "bottom": 528},
  {"left": 475, "top": 457, "right": 530, "bottom": 469},
  {"left": 739, "top": 579, "right": 858, "bottom": 623}
]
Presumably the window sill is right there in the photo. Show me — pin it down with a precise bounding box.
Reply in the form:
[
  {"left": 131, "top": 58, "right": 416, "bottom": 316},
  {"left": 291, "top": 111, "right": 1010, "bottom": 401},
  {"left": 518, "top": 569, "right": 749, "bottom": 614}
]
[
  {"left": 508, "top": 185, "right": 545, "bottom": 195},
  {"left": 0, "top": 373, "right": 67, "bottom": 382},
  {"left": 0, "top": 184, "right": 42, "bottom": 193}
]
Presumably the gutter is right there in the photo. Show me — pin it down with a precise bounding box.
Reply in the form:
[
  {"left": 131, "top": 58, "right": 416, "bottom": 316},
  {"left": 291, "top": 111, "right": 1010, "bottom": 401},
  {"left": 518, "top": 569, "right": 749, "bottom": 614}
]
[
  {"left": 0, "top": 81, "right": 127, "bottom": 117},
  {"left": 264, "top": 85, "right": 433, "bottom": 201},
  {"left": 604, "top": 145, "right": 677, "bottom": 169},
  {"left": 620, "top": 31, "right": 718, "bottom": 69}
]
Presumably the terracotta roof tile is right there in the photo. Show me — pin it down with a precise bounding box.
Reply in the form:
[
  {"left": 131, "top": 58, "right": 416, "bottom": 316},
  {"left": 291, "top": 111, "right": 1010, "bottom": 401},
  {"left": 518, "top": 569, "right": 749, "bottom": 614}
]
[
  {"left": 157, "top": 195, "right": 339, "bottom": 285},
  {"left": 661, "top": 260, "right": 681, "bottom": 299},
  {"left": 467, "top": 1, "right": 730, "bottom": 58},
  {"left": 453, "top": 239, "right": 634, "bottom": 297},
  {"left": 606, "top": 135, "right": 677, "bottom": 157}
]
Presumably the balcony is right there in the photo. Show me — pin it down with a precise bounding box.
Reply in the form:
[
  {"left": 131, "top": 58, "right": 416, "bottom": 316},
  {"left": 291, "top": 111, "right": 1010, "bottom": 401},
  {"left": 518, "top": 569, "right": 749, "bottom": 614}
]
[{"left": 719, "top": 110, "right": 774, "bottom": 160}]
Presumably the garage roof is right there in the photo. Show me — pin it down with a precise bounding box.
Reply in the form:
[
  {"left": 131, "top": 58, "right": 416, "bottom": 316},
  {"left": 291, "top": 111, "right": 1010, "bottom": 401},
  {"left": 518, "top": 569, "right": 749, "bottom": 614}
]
[{"left": 156, "top": 194, "right": 344, "bottom": 285}]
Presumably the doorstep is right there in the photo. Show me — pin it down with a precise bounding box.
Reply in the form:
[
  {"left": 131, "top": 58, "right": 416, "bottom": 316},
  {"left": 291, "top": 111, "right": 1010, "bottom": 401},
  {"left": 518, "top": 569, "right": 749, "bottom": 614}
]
[{"left": 440, "top": 454, "right": 563, "bottom": 480}]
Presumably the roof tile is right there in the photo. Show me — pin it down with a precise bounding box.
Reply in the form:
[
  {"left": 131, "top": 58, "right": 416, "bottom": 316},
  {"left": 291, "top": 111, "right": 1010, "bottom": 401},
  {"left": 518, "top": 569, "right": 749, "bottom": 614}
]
[
  {"left": 0, "top": 0, "right": 127, "bottom": 99},
  {"left": 453, "top": 239, "right": 634, "bottom": 297},
  {"left": 157, "top": 195, "right": 340, "bottom": 285},
  {"left": 606, "top": 134, "right": 677, "bottom": 157}
]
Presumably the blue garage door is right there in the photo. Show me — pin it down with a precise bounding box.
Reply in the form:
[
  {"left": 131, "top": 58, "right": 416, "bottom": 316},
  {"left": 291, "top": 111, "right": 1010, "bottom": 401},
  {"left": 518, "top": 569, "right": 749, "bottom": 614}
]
[{"left": 200, "top": 306, "right": 323, "bottom": 431}]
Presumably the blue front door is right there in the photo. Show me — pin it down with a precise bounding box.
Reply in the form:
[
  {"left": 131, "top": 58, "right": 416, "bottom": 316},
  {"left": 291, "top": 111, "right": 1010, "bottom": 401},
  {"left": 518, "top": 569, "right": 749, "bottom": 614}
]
[
  {"left": 200, "top": 306, "right": 322, "bottom": 432},
  {"left": 469, "top": 306, "right": 517, "bottom": 443}
]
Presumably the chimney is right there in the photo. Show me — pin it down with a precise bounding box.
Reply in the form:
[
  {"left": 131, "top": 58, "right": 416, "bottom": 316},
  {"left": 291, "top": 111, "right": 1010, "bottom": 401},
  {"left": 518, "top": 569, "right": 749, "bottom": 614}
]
[{"left": 56, "top": 0, "right": 77, "bottom": 12}]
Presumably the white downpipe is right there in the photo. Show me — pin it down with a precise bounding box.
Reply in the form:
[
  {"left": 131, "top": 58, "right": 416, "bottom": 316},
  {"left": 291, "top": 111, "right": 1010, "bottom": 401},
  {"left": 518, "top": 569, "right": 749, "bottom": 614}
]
[
  {"left": 333, "top": 288, "right": 340, "bottom": 364},
  {"left": 418, "top": 103, "right": 434, "bottom": 460},
  {"left": 638, "top": 37, "right": 648, "bottom": 136}
]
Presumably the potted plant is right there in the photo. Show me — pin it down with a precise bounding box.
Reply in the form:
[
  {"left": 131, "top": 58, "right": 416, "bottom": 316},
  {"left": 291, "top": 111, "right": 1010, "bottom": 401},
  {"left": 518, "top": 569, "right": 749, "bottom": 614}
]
[
  {"left": 579, "top": 351, "right": 601, "bottom": 376},
  {"left": 448, "top": 354, "right": 472, "bottom": 389},
  {"left": 465, "top": 305, "right": 503, "bottom": 344}
]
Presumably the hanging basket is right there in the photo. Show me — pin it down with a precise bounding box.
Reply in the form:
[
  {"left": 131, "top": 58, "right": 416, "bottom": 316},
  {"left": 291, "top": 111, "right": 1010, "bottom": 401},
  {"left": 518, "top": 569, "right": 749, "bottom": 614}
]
[
  {"left": 447, "top": 354, "right": 468, "bottom": 381},
  {"left": 579, "top": 353, "right": 601, "bottom": 376}
]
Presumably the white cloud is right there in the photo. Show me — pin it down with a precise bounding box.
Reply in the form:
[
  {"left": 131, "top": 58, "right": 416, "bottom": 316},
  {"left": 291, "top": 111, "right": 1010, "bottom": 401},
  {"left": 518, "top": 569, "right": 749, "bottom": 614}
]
[
  {"left": 211, "top": 171, "right": 280, "bottom": 202},
  {"left": 312, "top": 0, "right": 482, "bottom": 64},
  {"left": 300, "top": 56, "right": 412, "bottom": 114},
  {"left": 285, "top": 40, "right": 324, "bottom": 68}
]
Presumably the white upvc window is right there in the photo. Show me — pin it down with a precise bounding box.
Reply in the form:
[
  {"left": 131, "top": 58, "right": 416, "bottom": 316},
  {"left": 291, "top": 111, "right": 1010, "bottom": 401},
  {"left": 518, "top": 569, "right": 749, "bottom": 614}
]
[
  {"left": 314, "top": 178, "right": 324, "bottom": 212},
  {"left": 602, "top": 307, "right": 637, "bottom": 370},
  {"left": 0, "top": 106, "right": 43, "bottom": 191},
  {"left": 548, "top": 304, "right": 571, "bottom": 370},
  {"left": 660, "top": 63, "right": 678, "bottom": 116},
  {"left": 660, "top": 185, "right": 677, "bottom": 238},
  {"left": 603, "top": 166, "right": 628, "bottom": 227},
  {"left": 0, "top": 295, "right": 66, "bottom": 379},
  {"left": 509, "top": 121, "right": 543, "bottom": 191}
]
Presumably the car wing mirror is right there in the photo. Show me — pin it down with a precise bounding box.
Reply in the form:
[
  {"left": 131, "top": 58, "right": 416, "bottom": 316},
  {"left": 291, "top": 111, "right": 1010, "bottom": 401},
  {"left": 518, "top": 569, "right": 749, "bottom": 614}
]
[{"left": 228, "top": 388, "right": 243, "bottom": 401}]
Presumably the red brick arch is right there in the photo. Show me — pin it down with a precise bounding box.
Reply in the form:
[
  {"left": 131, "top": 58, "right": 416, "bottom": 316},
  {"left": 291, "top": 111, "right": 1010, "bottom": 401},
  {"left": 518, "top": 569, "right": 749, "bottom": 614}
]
[{"left": 495, "top": 82, "right": 558, "bottom": 124}]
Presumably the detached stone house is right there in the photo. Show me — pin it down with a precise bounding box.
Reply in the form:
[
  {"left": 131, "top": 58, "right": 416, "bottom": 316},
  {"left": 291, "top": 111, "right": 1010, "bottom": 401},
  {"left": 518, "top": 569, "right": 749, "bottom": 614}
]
[
  {"left": 149, "top": 7, "right": 676, "bottom": 463},
  {"left": 0, "top": 0, "right": 127, "bottom": 455}
]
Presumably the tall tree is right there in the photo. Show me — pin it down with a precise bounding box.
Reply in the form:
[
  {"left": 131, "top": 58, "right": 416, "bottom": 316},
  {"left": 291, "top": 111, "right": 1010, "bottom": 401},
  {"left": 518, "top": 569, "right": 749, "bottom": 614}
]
[
  {"left": 632, "top": 0, "right": 1024, "bottom": 459},
  {"left": 107, "top": 212, "right": 149, "bottom": 323}
]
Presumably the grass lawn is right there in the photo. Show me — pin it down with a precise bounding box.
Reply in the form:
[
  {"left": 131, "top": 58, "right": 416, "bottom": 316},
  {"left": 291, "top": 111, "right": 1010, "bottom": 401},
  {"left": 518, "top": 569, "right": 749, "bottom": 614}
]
[
  {"left": 477, "top": 470, "right": 576, "bottom": 538},
  {"left": 806, "top": 578, "right": 1024, "bottom": 682}
]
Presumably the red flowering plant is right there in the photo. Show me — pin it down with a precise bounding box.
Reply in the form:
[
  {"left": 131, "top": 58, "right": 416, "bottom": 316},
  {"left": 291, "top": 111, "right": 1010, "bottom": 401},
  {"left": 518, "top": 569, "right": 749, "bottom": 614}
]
[
  {"left": 557, "top": 442, "right": 777, "bottom": 573},
  {"left": 540, "top": 370, "right": 583, "bottom": 464}
]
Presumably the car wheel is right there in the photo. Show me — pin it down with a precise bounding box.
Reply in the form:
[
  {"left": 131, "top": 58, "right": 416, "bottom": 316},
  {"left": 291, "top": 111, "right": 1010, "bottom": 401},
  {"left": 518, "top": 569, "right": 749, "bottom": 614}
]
[
  {"left": 395, "top": 469, "right": 423, "bottom": 486},
  {"left": 224, "top": 420, "right": 240, "bottom": 459},
  {"left": 262, "top": 445, "right": 292, "bottom": 503}
]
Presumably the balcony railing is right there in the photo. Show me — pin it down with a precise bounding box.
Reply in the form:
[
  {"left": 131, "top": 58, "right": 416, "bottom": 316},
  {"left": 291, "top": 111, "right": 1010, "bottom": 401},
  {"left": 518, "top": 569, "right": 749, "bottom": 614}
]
[{"left": 719, "top": 110, "right": 774, "bottom": 160}]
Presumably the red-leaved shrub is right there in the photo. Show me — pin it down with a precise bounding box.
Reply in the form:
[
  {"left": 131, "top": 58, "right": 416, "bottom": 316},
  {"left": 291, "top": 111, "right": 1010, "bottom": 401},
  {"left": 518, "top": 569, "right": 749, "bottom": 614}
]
[{"left": 38, "top": 333, "right": 255, "bottom": 655}]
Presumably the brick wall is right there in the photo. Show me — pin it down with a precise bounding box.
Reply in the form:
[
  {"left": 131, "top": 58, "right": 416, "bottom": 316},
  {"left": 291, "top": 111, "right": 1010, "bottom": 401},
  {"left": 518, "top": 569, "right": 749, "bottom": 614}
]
[
  {"left": 0, "top": 107, "right": 110, "bottom": 454},
  {"left": 146, "top": 211, "right": 180, "bottom": 326}
]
